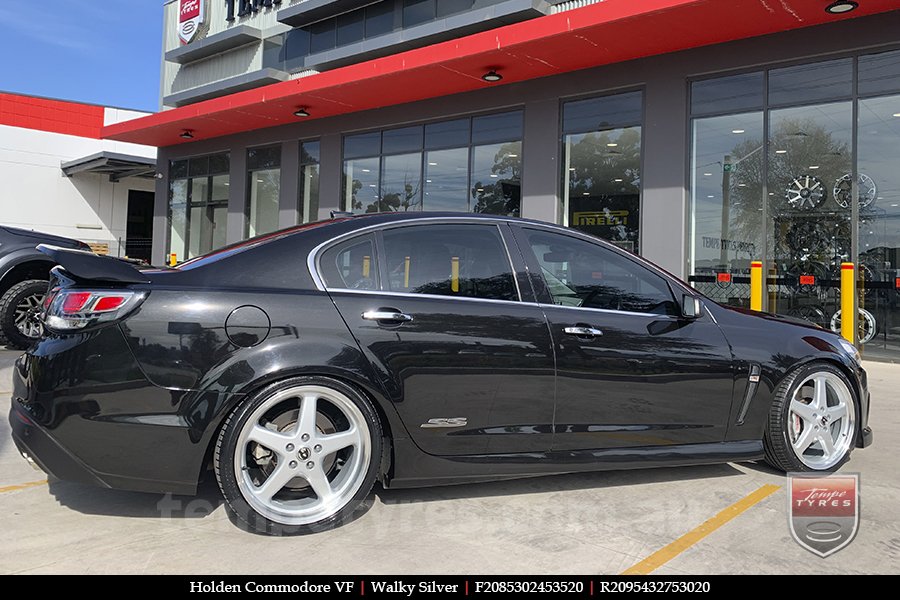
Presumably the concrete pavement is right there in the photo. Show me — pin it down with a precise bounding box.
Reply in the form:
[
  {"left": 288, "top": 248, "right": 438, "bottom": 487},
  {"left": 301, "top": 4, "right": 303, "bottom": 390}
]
[{"left": 1, "top": 348, "right": 898, "bottom": 574}]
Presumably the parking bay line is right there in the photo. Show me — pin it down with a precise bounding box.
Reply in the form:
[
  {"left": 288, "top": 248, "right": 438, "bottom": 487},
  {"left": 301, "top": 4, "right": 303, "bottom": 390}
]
[
  {"left": 0, "top": 479, "right": 48, "bottom": 494},
  {"left": 621, "top": 484, "right": 781, "bottom": 575}
]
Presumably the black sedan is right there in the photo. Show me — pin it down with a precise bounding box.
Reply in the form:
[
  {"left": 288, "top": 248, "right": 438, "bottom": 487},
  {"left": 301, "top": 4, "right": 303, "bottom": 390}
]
[{"left": 9, "top": 213, "right": 872, "bottom": 535}]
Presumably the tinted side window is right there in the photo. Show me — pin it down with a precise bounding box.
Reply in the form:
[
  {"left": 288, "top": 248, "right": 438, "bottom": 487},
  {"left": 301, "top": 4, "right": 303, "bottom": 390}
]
[
  {"left": 524, "top": 229, "right": 676, "bottom": 315},
  {"left": 382, "top": 225, "right": 517, "bottom": 301},
  {"left": 319, "top": 234, "right": 378, "bottom": 290}
]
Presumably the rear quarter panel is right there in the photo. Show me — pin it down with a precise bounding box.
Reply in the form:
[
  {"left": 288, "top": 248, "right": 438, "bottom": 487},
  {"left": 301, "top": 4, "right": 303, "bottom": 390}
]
[{"left": 119, "top": 286, "right": 411, "bottom": 476}]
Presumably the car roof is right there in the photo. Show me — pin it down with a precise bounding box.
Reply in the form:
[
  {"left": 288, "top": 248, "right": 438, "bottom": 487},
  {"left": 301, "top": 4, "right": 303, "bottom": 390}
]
[{"left": 320, "top": 211, "right": 553, "bottom": 228}]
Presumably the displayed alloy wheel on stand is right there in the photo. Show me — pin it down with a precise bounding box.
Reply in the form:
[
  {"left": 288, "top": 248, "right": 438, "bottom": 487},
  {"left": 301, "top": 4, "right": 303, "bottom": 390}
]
[{"left": 829, "top": 308, "right": 877, "bottom": 345}]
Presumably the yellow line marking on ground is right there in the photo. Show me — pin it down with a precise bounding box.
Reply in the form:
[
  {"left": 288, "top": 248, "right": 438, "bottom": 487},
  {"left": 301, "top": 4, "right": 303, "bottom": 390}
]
[
  {"left": 621, "top": 484, "right": 781, "bottom": 575},
  {"left": 0, "top": 479, "right": 48, "bottom": 494}
]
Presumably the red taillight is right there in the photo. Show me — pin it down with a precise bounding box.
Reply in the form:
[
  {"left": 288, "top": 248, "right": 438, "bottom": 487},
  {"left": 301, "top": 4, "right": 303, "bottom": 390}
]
[
  {"left": 44, "top": 289, "right": 145, "bottom": 331},
  {"left": 43, "top": 287, "right": 59, "bottom": 309},
  {"left": 61, "top": 292, "right": 92, "bottom": 314},
  {"left": 92, "top": 295, "right": 126, "bottom": 312}
]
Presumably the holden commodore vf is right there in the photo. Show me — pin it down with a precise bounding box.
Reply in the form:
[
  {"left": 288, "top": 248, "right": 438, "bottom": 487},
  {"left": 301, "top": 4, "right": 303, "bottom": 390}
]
[{"left": 9, "top": 213, "right": 872, "bottom": 534}]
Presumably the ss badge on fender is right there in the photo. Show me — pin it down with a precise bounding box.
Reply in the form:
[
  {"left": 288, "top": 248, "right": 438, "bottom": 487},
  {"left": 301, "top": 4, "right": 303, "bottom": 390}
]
[{"left": 420, "top": 417, "right": 468, "bottom": 428}]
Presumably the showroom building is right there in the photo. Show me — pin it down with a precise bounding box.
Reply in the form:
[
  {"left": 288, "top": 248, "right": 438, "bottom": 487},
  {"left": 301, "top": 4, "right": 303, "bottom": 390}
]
[{"left": 103, "top": 0, "right": 900, "bottom": 359}]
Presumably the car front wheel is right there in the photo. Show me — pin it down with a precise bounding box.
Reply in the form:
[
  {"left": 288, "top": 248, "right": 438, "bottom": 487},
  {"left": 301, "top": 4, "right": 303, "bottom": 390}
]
[
  {"left": 214, "top": 377, "right": 382, "bottom": 535},
  {"left": 764, "top": 362, "right": 857, "bottom": 472}
]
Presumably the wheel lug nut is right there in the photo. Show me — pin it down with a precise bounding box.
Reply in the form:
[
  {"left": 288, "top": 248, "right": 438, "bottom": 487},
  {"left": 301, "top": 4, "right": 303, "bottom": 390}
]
[
  {"left": 286, "top": 443, "right": 294, "bottom": 452},
  {"left": 301, "top": 433, "right": 310, "bottom": 442},
  {"left": 289, "top": 460, "right": 298, "bottom": 469},
  {"left": 314, "top": 444, "right": 322, "bottom": 453},
  {"left": 306, "top": 461, "right": 315, "bottom": 469}
]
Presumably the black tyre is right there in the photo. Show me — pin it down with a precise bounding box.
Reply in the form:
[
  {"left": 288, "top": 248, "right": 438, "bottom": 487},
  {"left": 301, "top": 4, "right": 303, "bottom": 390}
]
[
  {"left": 764, "top": 362, "right": 857, "bottom": 472},
  {"left": 214, "top": 376, "right": 382, "bottom": 535},
  {"left": 0, "top": 279, "right": 48, "bottom": 350}
]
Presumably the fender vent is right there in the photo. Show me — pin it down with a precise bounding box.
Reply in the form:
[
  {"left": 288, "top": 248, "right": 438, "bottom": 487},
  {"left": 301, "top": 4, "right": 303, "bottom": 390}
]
[{"left": 736, "top": 364, "right": 761, "bottom": 425}]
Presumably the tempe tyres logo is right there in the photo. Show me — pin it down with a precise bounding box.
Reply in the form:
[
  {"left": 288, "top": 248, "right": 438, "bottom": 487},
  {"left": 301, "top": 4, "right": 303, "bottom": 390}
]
[
  {"left": 789, "top": 473, "right": 859, "bottom": 557},
  {"left": 178, "top": 0, "right": 205, "bottom": 45}
]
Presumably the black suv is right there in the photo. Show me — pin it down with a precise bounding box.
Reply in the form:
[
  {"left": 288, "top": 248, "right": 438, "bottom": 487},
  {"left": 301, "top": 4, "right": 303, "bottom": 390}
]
[{"left": 0, "top": 226, "right": 91, "bottom": 349}]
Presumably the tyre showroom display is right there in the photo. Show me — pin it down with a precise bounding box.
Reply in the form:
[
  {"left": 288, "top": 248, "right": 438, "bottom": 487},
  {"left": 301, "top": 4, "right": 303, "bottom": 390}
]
[
  {"left": 777, "top": 172, "right": 888, "bottom": 344},
  {"left": 693, "top": 171, "right": 893, "bottom": 348}
]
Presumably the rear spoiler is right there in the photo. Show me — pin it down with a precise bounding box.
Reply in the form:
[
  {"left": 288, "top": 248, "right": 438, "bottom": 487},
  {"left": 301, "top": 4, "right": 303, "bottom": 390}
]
[{"left": 37, "top": 244, "right": 150, "bottom": 284}]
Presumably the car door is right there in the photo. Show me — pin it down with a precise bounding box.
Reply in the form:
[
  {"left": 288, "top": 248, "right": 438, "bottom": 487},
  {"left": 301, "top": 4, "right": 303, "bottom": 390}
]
[
  {"left": 511, "top": 225, "right": 735, "bottom": 451},
  {"left": 316, "top": 221, "right": 555, "bottom": 456}
]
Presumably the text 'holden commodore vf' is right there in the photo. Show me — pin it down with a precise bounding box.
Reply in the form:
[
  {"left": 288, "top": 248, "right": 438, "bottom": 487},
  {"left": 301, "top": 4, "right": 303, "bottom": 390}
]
[{"left": 9, "top": 213, "right": 872, "bottom": 534}]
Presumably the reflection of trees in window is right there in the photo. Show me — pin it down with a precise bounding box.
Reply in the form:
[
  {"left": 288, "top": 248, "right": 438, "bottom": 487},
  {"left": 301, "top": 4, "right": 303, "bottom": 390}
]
[
  {"left": 566, "top": 128, "right": 640, "bottom": 247},
  {"left": 349, "top": 177, "right": 363, "bottom": 211},
  {"left": 349, "top": 175, "right": 423, "bottom": 213},
  {"left": 568, "top": 129, "right": 641, "bottom": 194},
  {"left": 471, "top": 142, "right": 521, "bottom": 216},
  {"left": 378, "top": 176, "right": 421, "bottom": 213},
  {"left": 724, "top": 118, "right": 850, "bottom": 265}
]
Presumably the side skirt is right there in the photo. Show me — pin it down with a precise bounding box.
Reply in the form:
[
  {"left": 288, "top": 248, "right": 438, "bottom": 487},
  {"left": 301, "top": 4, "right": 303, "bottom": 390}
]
[{"left": 385, "top": 439, "right": 764, "bottom": 489}]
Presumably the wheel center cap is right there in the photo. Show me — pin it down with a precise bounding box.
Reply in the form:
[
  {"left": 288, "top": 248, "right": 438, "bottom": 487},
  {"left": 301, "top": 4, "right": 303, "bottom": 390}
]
[
  {"left": 298, "top": 447, "right": 310, "bottom": 460},
  {"left": 820, "top": 415, "right": 830, "bottom": 426}
]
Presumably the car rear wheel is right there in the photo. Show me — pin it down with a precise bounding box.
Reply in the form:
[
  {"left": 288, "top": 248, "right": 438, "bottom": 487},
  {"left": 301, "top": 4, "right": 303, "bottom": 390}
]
[
  {"left": 764, "top": 362, "right": 857, "bottom": 472},
  {"left": 214, "top": 377, "right": 382, "bottom": 535},
  {"left": 0, "top": 279, "right": 47, "bottom": 350}
]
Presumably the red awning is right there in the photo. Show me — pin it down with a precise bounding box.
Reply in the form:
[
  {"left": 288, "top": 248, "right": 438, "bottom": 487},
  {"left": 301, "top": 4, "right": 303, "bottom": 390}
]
[{"left": 103, "top": 0, "right": 899, "bottom": 147}]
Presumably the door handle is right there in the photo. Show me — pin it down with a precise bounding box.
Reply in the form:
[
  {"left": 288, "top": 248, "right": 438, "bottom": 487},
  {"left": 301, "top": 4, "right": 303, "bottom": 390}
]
[
  {"left": 362, "top": 309, "right": 413, "bottom": 323},
  {"left": 564, "top": 326, "right": 603, "bottom": 338}
]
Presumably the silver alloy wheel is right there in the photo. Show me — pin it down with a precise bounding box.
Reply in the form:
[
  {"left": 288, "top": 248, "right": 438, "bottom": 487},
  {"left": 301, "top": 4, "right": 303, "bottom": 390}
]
[
  {"left": 13, "top": 293, "right": 44, "bottom": 339},
  {"left": 788, "top": 372, "right": 856, "bottom": 470},
  {"left": 233, "top": 384, "right": 371, "bottom": 526}
]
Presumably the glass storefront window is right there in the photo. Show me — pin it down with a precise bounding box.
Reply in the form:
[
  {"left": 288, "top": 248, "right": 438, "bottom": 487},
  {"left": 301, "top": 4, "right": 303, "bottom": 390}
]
[
  {"left": 344, "top": 156, "right": 380, "bottom": 212},
  {"left": 767, "top": 101, "right": 852, "bottom": 326},
  {"left": 858, "top": 93, "right": 900, "bottom": 357},
  {"left": 300, "top": 141, "right": 320, "bottom": 224},
  {"left": 562, "top": 91, "right": 642, "bottom": 252},
  {"left": 342, "top": 111, "right": 522, "bottom": 215},
  {"left": 471, "top": 142, "right": 521, "bottom": 216},
  {"left": 168, "top": 153, "right": 229, "bottom": 262},
  {"left": 690, "top": 111, "right": 764, "bottom": 306},
  {"left": 424, "top": 147, "right": 468, "bottom": 211},
  {"left": 381, "top": 152, "right": 423, "bottom": 212},
  {"left": 169, "top": 177, "right": 187, "bottom": 261},
  {"left": 768, "top": 58, "right": 852, "bottom": 106},
  {"left": 858, "top": 49, "right": 900, "bottom": 96},
  {"left": 246, "top": 146, "right": 282, "bottom": 238},
  {"left": 691, "top": 72, "right": 764, "bottom": 116},
  {"left": 688, "top": 52, "right": 900, "bottom": 359}
]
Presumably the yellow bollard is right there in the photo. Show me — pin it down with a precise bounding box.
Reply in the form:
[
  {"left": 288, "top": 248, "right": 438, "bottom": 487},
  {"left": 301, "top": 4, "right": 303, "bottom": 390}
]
[
  {"left": 362, "top": 255, "right": 370, "bottom": 278},
  {"left": 840, "top": 262, "right": 855, "bottom": 343},
  {"left": 169, "top": 253, "right": 177, "bottom": 266},
  {"left": 404, "top": 256, "right": 410, "bottom": 289},
  {"left": 750, "top": 261, "right": 763, "bottom": 312},
  {"left": 451, "top": 256, "right": 459, "bottom": 292}
]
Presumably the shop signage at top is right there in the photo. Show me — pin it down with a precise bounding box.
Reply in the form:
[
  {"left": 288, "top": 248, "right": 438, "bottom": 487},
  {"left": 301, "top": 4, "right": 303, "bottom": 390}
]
[
  {"left": 179, "top": 1, "right": 284, "bottom": 45},
  {"left": 178, "top": 0, "right": 205, "bottom": 45},
  {"left": 225, "top": 0, "right": 283, "bottom": 23}
]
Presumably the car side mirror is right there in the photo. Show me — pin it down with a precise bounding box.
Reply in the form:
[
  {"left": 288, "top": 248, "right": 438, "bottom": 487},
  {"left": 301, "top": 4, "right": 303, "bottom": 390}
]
[{"left": 681, "top": 295, "right": 702, "bottom": 319}]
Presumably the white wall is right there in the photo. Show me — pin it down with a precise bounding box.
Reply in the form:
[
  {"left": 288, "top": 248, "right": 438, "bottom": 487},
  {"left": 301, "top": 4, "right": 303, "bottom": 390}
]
[{"left": 0, "top": 118, "right": 156, "bottom": 257}]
